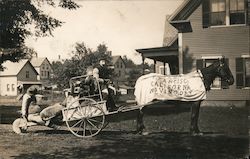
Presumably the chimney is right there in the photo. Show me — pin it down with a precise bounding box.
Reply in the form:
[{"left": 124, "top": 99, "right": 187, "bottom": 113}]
[
  {"left": 33, "top": 52, "right": 38, "bottom": 58},
  {"left": 108, "top": 51, "right": 112, "bottom": 56}
]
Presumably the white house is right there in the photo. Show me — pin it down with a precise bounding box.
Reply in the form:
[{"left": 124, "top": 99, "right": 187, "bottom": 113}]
[
  {"left": 0, "top": 60, "right": 40, "bottom": 96},
  {"left": 30, "top": 57, "right": 53, "bottom": 81}
]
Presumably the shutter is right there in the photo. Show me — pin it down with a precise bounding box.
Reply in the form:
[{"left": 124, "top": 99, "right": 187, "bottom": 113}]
[
  {"left": 236, "top": 58, "right": 244, "bottom": 88},
  {"left": 247, "top": 0, "right": 250, "bottom": 25},
  {"left": 196, "top": 59, "right": 204, "bottom": 70},
  {"left": 202, "top": 0, "right": 210, "bottom": 28},
  {"left": 221, "top": 58, "right": 229, "bottom": 89}
]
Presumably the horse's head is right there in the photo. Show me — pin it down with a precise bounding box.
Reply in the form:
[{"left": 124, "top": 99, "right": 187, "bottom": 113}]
[{"left": 216, "top": 58, "right": 234, "bottom": 85}]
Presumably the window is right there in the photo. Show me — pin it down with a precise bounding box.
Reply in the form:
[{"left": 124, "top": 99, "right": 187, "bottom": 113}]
[
  {"left": 25, "top": 71, "right": 29, "bottom": 78},
  {"left": 236, "top": 56, "right": 250, "bottom": 88},
  {"left": 196, "top": 56, "right": 229, "bottom": 89},
  {"left": 230, "top": 0, "right": 246, "bottom": 24},
  {"left": 211, "top": 0, "right": 226, "bottom": 26},
  {"left": 203, "top": 0, "right": 247, "bottom": 27},
  {"left": 7, "top": 84, "right": 10, "bottom": 91},
  {"left": 12, "top": 84, "right": 15, "bottom": 92}
]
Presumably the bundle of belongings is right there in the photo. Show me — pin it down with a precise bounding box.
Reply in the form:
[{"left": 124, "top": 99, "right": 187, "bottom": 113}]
[{"left": 134, "top": 71, "right": 206, "bottom": 105}]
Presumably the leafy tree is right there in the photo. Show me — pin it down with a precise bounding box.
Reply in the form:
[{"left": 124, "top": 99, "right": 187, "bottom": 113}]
[
  {"left": 0, "top": 0, "right": 79, "bottom": 69},
  {"left": 93, "top": 44, "right": 112, "bottom": 65},
  {"left": 127, "top": 69, "right": 142, "bottom": 86},
  {"left": 51, "top": 60, "right": 63, "bottom": 87},
  {"left": 22, "top": 46, "right": 38, "bottom": 59},
  {"left": 122, "top": 56, "right": 155, "bottom": 86}
]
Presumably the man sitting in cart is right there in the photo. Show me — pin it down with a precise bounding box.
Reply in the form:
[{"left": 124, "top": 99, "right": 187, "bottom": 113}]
[
  {"left": 93, "top": 58, "right": 118, "bottom": 112},
  {"left": 79, "top": 66, "right": 98, "bottom": 96}
]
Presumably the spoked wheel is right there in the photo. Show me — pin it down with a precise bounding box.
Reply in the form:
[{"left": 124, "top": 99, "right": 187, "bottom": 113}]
[{"left": 65, "top": 98, "right": 105, "bottom": 138}]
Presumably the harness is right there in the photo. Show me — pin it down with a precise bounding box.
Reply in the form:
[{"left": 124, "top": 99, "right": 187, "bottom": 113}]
[{"left": 197, "top": 70, "right": 204, "bottom": 82}]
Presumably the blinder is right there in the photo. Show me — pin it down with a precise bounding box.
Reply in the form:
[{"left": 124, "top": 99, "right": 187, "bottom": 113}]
[{"left": 216, "top": 59, "right": 234, "bottom": 85}]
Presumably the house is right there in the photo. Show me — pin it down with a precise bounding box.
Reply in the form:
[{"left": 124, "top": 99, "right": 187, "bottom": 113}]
[
  {"left": 0, "top": 60, "right": 41, "bottom": 96},
  {"left": 118, "top": 84, "right": 134, "bottom": 95},
  {"left": 136, "top": 0, "right": 250, "bottom": 106},
  {"left": 111, "top": 56, "right": 126, "bottom": 82},
  {"left": 30, "top": 57, "right": 53, "bottom": 81}
]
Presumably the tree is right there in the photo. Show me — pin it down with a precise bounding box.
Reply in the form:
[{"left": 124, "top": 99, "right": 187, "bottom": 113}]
[
  {"left": 0, "top": 0, "right": 79, "bottom": 69},
  {"left": 51, "top": 59, "right": 78, "bottom": 89},
  {"left": 22, "top": 46, "right": 38, "bottom": 59}
]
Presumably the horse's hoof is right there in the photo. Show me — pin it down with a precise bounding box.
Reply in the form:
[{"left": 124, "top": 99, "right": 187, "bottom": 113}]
[
  {"left": 141, "top": 131, "right": 149, "bottom": 136},
  {"left": 136, "top": 130, "right": 149, "bottom": 136},
  {"left": 191, "top": 132, "right": 203, "bottom": 136}
]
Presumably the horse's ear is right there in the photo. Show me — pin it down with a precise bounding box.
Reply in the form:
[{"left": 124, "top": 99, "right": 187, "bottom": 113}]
[{"left": 220, "top": 57, "right": 225, "bottom": 66}]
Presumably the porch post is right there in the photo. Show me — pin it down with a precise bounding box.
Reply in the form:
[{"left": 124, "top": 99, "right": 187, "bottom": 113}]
[
  {"left": 178, "top": 33, "right": 183, "bottom": 74},
  {"left": 163, "top": 62, "right": 166, "bottom": 75},
  {"left": 153, "top": 60, "right": 156, "bottom": 73},
  {"left": 142, "top": 55, "right": 145, "bottom": 75}
]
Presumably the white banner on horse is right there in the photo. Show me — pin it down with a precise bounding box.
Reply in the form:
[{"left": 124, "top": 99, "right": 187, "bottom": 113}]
[{"left": 134, "top": 72, "right": 206, "bottom": 105}]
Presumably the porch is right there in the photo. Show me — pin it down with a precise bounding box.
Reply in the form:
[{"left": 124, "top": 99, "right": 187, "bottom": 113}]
[{"left": 136, "top": 45, "right": 179, "bottom": 75}]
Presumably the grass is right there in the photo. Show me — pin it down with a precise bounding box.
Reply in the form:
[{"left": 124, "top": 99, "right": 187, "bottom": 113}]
[{"left": 0, "top": 105, "right": 248, "bottom": 159}]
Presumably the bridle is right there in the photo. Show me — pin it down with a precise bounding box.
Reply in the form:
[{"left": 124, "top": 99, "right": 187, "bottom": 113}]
[{"left": 216, "top": 61, "right": 232, "bottom": 84}]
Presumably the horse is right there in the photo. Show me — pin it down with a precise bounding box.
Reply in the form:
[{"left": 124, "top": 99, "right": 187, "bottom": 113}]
[{"left": 136, "top": 58, "right": 234, "bottom": 135}]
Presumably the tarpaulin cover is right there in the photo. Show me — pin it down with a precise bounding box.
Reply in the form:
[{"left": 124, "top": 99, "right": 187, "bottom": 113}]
[{"left": 134, "top": 71, "right": 206, "bottom": 105}]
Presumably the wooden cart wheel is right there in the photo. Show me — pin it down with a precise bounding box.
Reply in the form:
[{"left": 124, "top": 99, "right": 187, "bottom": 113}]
[
  {"left": 65, "top": 98, "right": 105, "bottom": 138},
  {"left": 102, "top": 122, "right": 109, "bottom": 130}
]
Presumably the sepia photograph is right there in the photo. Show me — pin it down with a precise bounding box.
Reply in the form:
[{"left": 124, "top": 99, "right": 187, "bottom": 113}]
[{"left": 0, "top": 0, "right": 249, "bottom": 158}]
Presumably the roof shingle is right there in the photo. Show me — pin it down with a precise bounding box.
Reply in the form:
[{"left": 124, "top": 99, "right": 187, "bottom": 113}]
[
  {"left": 0, "top": 59, "right": 32, "bottom": 76},
  {"left": 30, "top": 57, "right": 46, "bottom": 67}
]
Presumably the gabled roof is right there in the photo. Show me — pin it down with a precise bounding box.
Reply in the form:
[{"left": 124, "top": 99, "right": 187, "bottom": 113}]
[
  {"left": 112, "top": 56, "right": 124, "bottom": 65},
  {"left": 167, "top": 0, "right": 201, "bottom": 33},
  {"left": 168, "top": 0, "right": 202, "bottom": 21},
  {"left": 0, "top": 59, "right": 38, "bottom": 76},
  {"left": 30, "top": 57, "right": 49, "bottom": 67},
  {"left": 163, "top": 15, "right": 178, "bottom": 47}
]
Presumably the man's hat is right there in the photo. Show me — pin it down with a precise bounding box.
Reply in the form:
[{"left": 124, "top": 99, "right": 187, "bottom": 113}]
[
  {"left": 99, "top": 57, "right": 106, "bottom": 61},
  {"left": 27, "top": 85, "right": 39, "bottom": 95}
]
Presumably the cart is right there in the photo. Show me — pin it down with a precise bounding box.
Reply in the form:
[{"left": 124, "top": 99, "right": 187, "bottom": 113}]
[
  {"left": 62, "top": 75, "right": 143, "bottom": 138},
  {"left": 13, "top": 75, "right": 144, "bottom": 138}
]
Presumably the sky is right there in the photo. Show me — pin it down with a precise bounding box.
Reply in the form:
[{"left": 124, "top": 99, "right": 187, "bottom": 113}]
[{"left": 25, "top": 0, "right": 183, "bottom": 64}]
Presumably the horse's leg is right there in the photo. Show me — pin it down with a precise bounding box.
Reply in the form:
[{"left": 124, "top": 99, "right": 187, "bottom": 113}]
[
  {"left": 136, "top": 109, "right": 145, "bottom": 134},
  {"left": 190, "top": 101, "right": 202, "bottom": 135}
]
